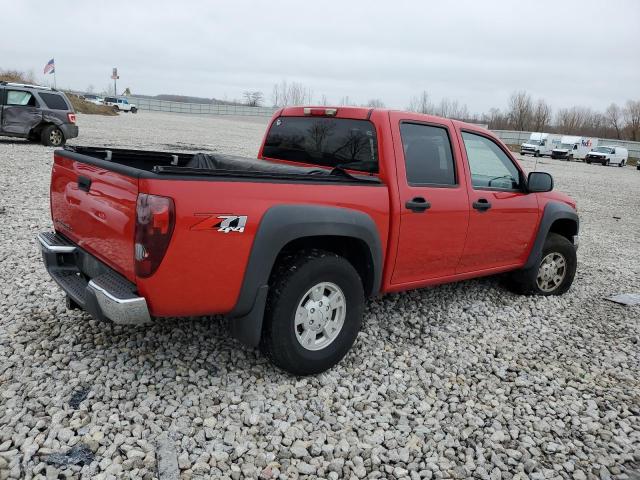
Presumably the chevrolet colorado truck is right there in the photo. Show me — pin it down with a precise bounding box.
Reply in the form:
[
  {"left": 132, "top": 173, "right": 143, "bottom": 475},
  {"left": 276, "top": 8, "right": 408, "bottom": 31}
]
[{"left": 38, "top": 106, "right": 579, "bottom": 375}]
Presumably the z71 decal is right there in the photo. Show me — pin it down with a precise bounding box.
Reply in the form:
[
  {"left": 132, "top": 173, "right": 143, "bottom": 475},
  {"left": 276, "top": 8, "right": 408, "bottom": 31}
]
[{"left": 191, "top": 214, "right": 248, "bottom": 233}]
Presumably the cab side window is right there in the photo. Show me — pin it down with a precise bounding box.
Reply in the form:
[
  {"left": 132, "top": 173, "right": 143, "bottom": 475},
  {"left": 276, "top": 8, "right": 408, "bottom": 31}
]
[
  {"left": 6, "top": 90, "right": 38, "bottom": 107},
  {"left": 461, "top": 132, "right": 521, "bottom": 190},
  {"left": 400, "top": 123, "right": 456, "bottom": 186}
]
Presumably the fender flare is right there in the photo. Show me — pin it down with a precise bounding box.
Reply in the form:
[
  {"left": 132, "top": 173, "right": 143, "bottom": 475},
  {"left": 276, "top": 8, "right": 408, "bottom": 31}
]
[
  {"left": 524, "top": 201, "right": 579, "bottom": 270},
  {"left": 227, "top": 204, "right": 383, "bottom": 346}
]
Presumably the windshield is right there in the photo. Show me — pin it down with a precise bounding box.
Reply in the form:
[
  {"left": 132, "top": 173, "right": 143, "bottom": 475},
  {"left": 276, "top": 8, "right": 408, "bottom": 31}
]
[
  {"left": 263, "top": 116, "right": 379, "bottom": 173},
  {"left": 528, "top": 140, "right": 541, "bottom": 145},
  {"left": 592, "top": 147, "right": 613, "bottom": 153},
  {"left": 559, "top": 143, "right": 573, "bottom": 149}
]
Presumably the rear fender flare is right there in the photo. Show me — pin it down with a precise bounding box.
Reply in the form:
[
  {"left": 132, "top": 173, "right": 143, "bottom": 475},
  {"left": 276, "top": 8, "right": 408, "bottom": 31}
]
[
  {"left": 524, "top": 201, "right": 579, "bottom": 270},
  {"left": 227, "top": 204, "right": 382, "bottom": 346}
]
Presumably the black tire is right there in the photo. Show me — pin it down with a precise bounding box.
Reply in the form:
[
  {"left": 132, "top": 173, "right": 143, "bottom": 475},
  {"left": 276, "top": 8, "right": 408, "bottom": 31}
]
[
  {"left": 40, "top": 125, "right": 65, "bottom": 147},
  {"left": 260, "top": 249, "right": 364, "bottom": 375},
  {"left": 605, "top": 159, "right": 610, "bottom": 166},
  {"left": 131, "top": 107, "right": 138, "bottom": 114},
  {"left": 112, "top": 105, "right": 119, "bottom": 113},
  {"left": 534, "top": 151, "right": 540, "bottom": 157},
  {"left": 619, "top": 160, "right": 624, "bottom": 167},
  {"left": 586, "top": 160, "right": 591, "bottom": 164},
  {"left": 507, "top": 233, "right": 577, "bottom": 296},
  {"left": 568, "top": 155, "right": 573, "bottom": 161}
]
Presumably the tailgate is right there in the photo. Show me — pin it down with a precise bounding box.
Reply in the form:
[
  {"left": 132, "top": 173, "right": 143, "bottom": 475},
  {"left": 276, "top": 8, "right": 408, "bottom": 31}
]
[{"left": 50, "top": 153, "right": 138, "bottom": 281}]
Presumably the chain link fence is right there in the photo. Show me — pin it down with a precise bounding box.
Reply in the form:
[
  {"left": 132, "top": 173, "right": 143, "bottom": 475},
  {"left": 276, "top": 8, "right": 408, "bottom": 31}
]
[{"left": 127, "top": 97, "right": 277, "bottom": 117}]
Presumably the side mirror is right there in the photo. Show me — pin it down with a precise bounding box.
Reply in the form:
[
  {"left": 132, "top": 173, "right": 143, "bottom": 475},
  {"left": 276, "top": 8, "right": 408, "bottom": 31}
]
[{"left": 528, "top": 172, "right": 553, "bottom": 193}]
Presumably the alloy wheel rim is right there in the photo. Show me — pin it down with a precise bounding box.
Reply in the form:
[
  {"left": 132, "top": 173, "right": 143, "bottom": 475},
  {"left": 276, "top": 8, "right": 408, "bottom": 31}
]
[
  {"left": 536, "top": 252, "right": 567, "bottom": 292},
  {"left": 50, "top": 129, "right": 62, "bottom": 145},
  {"left": 295, "top": 282, "right": 346, "bottom": 351}
]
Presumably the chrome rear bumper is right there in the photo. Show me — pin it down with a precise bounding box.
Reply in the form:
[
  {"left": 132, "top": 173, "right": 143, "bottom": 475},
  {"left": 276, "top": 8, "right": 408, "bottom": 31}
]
[{"left": 37, "top": 232, "right": 151, "bottom": 325}]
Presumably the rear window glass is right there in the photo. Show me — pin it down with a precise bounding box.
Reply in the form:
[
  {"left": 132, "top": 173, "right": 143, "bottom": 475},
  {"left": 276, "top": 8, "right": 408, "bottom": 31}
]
[
  {"left": 39, "top": 93, "right": 69, "bottom": 110},
  {"left": 263, "top": 116, "right": 379, "bottom": 173}
]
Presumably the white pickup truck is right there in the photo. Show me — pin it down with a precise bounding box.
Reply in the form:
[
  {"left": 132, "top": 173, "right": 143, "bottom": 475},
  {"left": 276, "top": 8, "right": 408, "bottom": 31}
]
[{"left": 103, "top": 96, "right": 138, "bottom": 113}]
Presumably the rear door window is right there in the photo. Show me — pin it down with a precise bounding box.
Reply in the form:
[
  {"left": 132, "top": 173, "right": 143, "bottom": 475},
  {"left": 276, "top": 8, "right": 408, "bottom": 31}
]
[
  {"left": 263, "top": 116, "right": 379, "bottom": 173},
  {"left": 6, "top": 90, "right": 38, "bottom": 107},
  {"left": 38, "top": 93, "right": 69, "bottom": 110},
  {"left": 399, "top": 122, "right": 456, "bottom": 186}
]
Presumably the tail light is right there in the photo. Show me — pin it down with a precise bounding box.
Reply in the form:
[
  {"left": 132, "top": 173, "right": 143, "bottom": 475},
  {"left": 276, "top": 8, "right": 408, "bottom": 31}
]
[
  {"left": 135, "top": 193, "right": 175, "bottom": 278},
  {"left": 67, "top": 113, "right": 77, "bottom": 123}
]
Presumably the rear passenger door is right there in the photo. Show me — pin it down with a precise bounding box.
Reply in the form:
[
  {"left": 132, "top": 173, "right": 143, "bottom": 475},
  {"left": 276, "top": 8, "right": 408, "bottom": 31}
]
[
  {"left": 389, "top": 113, "right": 470, "bottom": 285},
  {"left": 1, "top": 90, "right": 42, "bottom": 135}
]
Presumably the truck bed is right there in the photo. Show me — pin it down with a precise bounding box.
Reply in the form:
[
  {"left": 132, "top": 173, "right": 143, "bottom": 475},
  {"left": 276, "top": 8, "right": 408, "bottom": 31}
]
[{"left": 61, "top": 146, "right": 380, "bottom": 183}]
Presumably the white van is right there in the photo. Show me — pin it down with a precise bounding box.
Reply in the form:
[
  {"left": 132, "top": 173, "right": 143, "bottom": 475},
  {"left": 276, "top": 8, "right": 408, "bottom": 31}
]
[
  {"left": 584, "top": 146, "right": 629, "bottom": 167},
  {"left": 551, "top": 136, "right": 598, "bottom": 161},
  {"left": 520, "top": 133, "right": 558, "bottom": 157}
]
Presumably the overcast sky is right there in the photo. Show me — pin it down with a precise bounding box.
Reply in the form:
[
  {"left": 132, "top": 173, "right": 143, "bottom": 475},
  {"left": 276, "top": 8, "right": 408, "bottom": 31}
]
[{"left": 3, "top": 0, "right": 639, "bottom": 114}]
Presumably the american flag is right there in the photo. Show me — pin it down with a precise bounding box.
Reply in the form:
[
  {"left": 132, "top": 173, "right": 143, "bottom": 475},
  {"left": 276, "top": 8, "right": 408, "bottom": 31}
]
[{"left": 43, "top": 58, "right": 55, "bottom": 75}]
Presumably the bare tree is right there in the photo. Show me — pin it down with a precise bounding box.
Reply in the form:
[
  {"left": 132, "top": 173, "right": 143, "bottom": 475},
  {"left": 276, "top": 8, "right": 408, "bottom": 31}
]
[
  {"left": 407, "top": 91, "right": 432, "bottom": 114},
  {"left": 366, "top": 98, "right": 385, "bottom": 108},
  {"left": 318, "top": 94, "right": 329, "bottom": 106},
  {"left": 532, "top": 99, "right": 552, "bottom": 132},
  {"left": 604, "top": 103, "right": 624, "bottom": 139},
  {"left": 243, "top": 91, "right": 264, "bottom": 107},
  {"left": 507, "top": 91, "right": 533, "bottom": 131},
  {"left": 271, "top": 80, "right": 313, "bottom": 107},
  {"left": 339, "top": 96, "right": 353, "bottom": 106},
  {"left": 623, "top": 100, "right": 640, "bottom": 141}
]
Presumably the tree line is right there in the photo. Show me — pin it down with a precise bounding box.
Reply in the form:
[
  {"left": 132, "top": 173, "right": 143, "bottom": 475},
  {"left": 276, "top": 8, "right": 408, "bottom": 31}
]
[{"left": 244, "top": 81, "right": 640, "bottom": 142}]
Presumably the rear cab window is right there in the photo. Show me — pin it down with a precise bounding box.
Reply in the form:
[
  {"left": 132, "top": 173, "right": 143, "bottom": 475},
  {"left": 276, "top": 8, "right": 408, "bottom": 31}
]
[
  {"left": 38, "top": 92, "right": 69, "bottom": 110},
  {"left": 262, "top": 116, "right": 379, "bottom": 173}
]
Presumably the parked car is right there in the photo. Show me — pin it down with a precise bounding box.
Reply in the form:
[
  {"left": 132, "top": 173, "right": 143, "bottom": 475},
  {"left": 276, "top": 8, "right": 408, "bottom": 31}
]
[
  {"left": 83, "top": 94, "right": 104, "bottom": 106},
  {"left": 103, "top": 96, "right": 137, "bottom": 113},
  {"left": 37, "top": 106, "right": 579, "bottom": 374},
  {"left": 0, "top": 81, "right": 78, "bottom": 146},
  {"left": 520, "top": 132, "right": 558, "bottom": 157},
  {"left": 585, "top": 146, "right": 629, "bottom": 167},
  {"left": 551, "top": 136, "right": 598, "bottom": 161}
]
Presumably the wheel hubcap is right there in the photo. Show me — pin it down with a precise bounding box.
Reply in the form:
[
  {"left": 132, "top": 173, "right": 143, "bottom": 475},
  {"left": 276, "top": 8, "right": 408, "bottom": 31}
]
[
  {"left": 536, "top": 252, "right": 567, "bottom": 292},
  {"left": 295, "top": 282, "right": 346, "bottom": 351},
  {"left": 50, "top": 129, "right": 62, "bottom": 145}
]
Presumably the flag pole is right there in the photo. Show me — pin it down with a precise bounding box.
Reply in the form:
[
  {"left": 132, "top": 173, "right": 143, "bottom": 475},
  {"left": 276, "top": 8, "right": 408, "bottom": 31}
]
[{"left": 53, "top": 68, "right": 57, "bottom": 89}]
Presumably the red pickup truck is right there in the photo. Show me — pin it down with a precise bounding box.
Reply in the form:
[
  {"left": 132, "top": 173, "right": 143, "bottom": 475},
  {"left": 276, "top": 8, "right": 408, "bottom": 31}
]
[{"left": 38, "top": 106, "right": 578, "bottom": 374}]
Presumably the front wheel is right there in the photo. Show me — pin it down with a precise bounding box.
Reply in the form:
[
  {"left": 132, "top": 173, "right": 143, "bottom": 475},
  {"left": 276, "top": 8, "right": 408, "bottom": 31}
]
[
  {"left": 260, "top": 249, "right": 364, "bottom": 375},
  {"left": 507, "top": 233, "right": 577, "bottom": 296},
  {"left": 41, "top": 125, "right": 65, "bottom": 147},
  {"left": 619, "top": 160, "right": 625, "bottom": 167}
]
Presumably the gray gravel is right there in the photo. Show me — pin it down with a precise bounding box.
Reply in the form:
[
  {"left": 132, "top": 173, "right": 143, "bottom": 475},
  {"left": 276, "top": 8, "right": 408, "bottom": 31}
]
[{"left": 1, "top": 111, "right": 639, "bottom": 479}]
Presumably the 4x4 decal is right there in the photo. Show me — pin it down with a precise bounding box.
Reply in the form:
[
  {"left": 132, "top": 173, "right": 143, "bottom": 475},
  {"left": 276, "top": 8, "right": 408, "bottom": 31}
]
[{"left": 191, "top": 214, "right": 247, "bottom": 233}]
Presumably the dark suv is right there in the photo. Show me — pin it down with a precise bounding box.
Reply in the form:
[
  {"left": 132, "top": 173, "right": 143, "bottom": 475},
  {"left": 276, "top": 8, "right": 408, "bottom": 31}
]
[{"left": 0, "top": 82, "right": 79, "bottom": 146}]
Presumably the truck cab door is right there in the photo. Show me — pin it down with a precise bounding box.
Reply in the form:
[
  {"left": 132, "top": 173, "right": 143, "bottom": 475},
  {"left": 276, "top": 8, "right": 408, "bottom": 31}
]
[
  {"left": 389, "top": 113, "right": 470, "bottom": 285},
  {"left": 1, "top": 89, "right": 42, "bottom": 135},
  {"left": 456, "top": 128, "right": 539, "bottom": 273}
]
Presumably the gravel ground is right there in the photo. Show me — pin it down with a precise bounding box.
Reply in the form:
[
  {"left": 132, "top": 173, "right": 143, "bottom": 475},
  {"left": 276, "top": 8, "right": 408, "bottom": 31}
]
[{"left": 0, "top": 111, "right": 639, "bottom": 480}]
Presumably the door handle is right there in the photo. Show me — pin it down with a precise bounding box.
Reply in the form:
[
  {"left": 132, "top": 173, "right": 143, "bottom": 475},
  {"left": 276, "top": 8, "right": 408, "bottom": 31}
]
[
  {"left": 77, "top": 176, "right": 92, "bottom": 192},
  {"left": 472, "top": 198, "right": 491, "bottom": 211},
  {"left": 405, "top": 197, "right": 431, "bottom": 213}
]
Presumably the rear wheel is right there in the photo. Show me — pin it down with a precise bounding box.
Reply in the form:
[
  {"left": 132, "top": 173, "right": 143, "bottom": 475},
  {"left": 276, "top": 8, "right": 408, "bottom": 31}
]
[
  {"left": 41, "top": 125, "right": 65, "bottom": 147},
  {"left": 507, "top": 233, "right": 577, "bottom": 296},
  {"left": 260, "top": 249, "right": 364, "bottom": 375},
  {"left": 112, "top": 105, "right": 119, "bottom": 113},
  {"left": 131, "top": 107, "right": 138, "bottom": 114}
]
